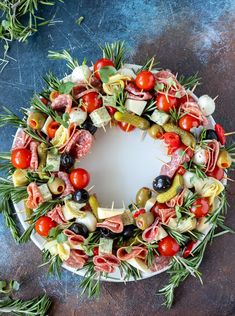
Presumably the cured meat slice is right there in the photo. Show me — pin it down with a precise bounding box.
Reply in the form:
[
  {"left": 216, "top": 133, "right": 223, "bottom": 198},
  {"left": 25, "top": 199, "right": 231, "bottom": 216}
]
[
  {"left": 181, "top": 102, "right": 208, "bottom": 126},
  {"left": 51, "top": 94, "right": 73, "bottom": 113},
  {"left": 96, "top": 215, "right": 124, "bottom": 233},
  {"left": 93, "top": 254, "right": 120, "bottom": 273},
  {"left": 59, "top": 123, "right": 77, "bottom": 153},
  {"left": 64, "top": 249, "right": 88, "bottom": 269},
  {"left": 66, "top": 130, "right": 93, "bottom": 160},
  {"left": 26, "top": 183, "right": 44, "bottom": 209},
  {"left": 117, "top": 246, "right": 147, "bottom": 261},
  {"left": 205, "top": 140, "right": 220, "bottom": 173},
  {"left": 12, "top": 129, "right": 31, "bottom": 150},
  {"left": 160, "top": 148, "right": 192, "bottom": 178},
  {"left": 158, "top": 208, "right": 176, "bottom": 224},
  {"left": 155, "top": 70, "right": 185, "bottom": 98},
  {"left": 149, "top": 255, "right": 170, "bottom": 272},
  {"left": 74, "top": 88, "right": 97, "bottom": 99},
  {"left": 57, "top": 171, "right": 75, "bottom": 197},
  {"left": 29, "top": 141, "right": 39, "bottom": 171},
  {"left": 166, "top": 188, "right": 186, "bottom": 208},
  {"left": 142, "top": 219, "right": 161, "bottom": 242},
  {"left": 63, "top": 229, "right": 85, "bottom": 247},
  {"left": 125, "top": 82, "right": 153, "bottom": 100},
  {"left": 48, "top": 205, "right": 66, "bottom": 224}
]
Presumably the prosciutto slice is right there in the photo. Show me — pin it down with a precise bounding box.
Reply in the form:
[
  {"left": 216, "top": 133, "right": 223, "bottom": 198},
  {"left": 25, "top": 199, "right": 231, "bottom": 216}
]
[
  {"left": 26, "top": 183, "right": 44, "bottom": 209},
  {"left": 65, "top": 130, "right": 93, "bottom": 160},
  {"left": 117, "top": 246, "right": 147, "bottom": 261},
  {"left": 125, "top": 82, "right": 153, "bottom": 100},
  {"left": 57, "top": 171, "right": 75, "bottom": 197},
  {"left": 181, "top": 102, "right": 208, "bottom": 126},
  {"left": 93, "top": 254, "right": 120, "bottom": 273},
  {"left": 149, "top": 255, "right": 170, "bottom": 272},
  {"left": 160, "top": 148, "right": 192, "bottom": 178},
  {"left": 48, "top": 205, "right": 66, "bottom": 224},
  {"left": 63, "top": 229, "right": 85, "bottom": 247},
  {"left": 205, "top": 140, "right": 220, "bottom": 173},
  {"left": 142, "top": 218, "right": 161, "bottom": 242},
  {"left": 158, "top": 207, "right": 176, "bottom": 224},
  {"left": 29, "top": 141, "right": 39, "bottom": 171},
  {"left": 166, "top": 188, "right": 186, "bottom": 208},
  {"left": 12, "top": 129, "right": 31, "bottom": 150},
  {"left": 96, "top": 215, "right": 124, "bottom": 233},
  {"left": 64, "top": 249, "right": 88, "bottom": 269},
  {"left": 51, "top": 94, "right": 73, "bottom": 113},
  {"left": 155, "top": 70, "right": 185, "bottom": 98}
]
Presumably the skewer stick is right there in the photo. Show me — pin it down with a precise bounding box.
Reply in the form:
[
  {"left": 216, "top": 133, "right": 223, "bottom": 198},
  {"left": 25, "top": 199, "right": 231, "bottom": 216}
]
[
  {"left": 87, "top": 185, "right": 95, "bottom": 192},
  {"left": 102, "top": 124, "right": 106, "bottom": 133},
  {"left": 141, "top": 130, "right": 147, "bottom": 141},
  {"left": 223, "top": 176, "right": 235, "bottom": 182},
  {"left": 225, "top": 131, "right": 235, "bottom": 136},
  {"left": 111, "top": 201, "right": 114, "bottom": 211},
  {"left": 213, "top": 95, "right": 219, "bottom": 101}
]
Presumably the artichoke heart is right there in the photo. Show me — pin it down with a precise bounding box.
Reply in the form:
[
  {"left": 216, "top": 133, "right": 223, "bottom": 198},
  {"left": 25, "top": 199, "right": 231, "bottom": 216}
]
[
  {"left": 103, "top": 74, "right": 131, "bottom": 95},
  {"left": 51, "top": 125, "right": 68, "bottom": 147}
]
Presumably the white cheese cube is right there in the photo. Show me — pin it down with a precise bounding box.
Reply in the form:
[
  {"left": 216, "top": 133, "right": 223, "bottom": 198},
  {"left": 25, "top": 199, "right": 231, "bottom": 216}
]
[
  {"left": 39, "top": 184, "right": 52, "bottom": 201},
  {"left": 46, "top": 151, "right": 61, "bottom": 172},
  {"left": 150, "top": 110, "right": 170, "bottom": 126},
  {"left": 97, "top": 207, "right": 125, "bottom": 219},
  {"left": 89, "top": 107, "right": 111, "bottom": 127},
  {"left": 125, "top": 99, "right": 147, "bottom": 116},
  {"left": 69, "top": 108, "right": 87, "bottom": 125},
  {"left": 41, "top": 116, "right": 53, "bottom": 136},
  {"left": 99, "top": 238, "right": 113, "bottom": 255}
]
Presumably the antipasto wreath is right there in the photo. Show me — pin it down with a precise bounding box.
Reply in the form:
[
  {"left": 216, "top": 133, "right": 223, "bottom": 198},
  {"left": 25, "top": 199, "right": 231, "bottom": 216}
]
[{"left": 0, "top": 42, "right": 234, "bottom": 308}]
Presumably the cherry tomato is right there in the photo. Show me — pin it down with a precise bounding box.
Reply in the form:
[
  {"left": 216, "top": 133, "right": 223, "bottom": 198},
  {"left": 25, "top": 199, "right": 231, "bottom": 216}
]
[
  {"left": 47, "top": 121, "right": 60, "bottom": 139},
  {"left": 178, "top": 94, "right": 194, "bottom": 106},
  {"left": 163, "top": 132, "right": 181, "bottom": 147},
  {"left": 70, "top": 168, "right": 90, "bottom": 189},
  {"left": 183, "top": 240, "right": 197, "bottom": 258},
  {"left": 35, "top": 216, "right": 57, "bottom": 237},
  {"left": 94, "top": 58, "right": 115, "bottom": 80},
  {"left": 82, "top": 92, "right": 102, "bottom": 113},
  {"left": 106, "top": 106, "right": 117, "bottom": 116},
  {"left": 156, "top": 94, "right": 178, "bottom": 113},
  {"left": 177, "top": 166, "right": 186, "bottom": 175},
  {"left": 215, "top": 123, "right": 226, "bottom": 145},
  {"left": 178, "top": 114, "right": 200, "bottom": 131},
  {"left": 11, "top": 148, "right": 31, "bottom": 169},
  {"left": 93, "top": 247, "right": 99, "bottom": 256},
  {"left": 167, "top": 146, "right": 179, "bottom": 155},
  {"left": 135, "top": 70, "right": 155, "bottom": 91},
  {"left": 206, "top": 165, "right": 224, "bottom": 180},
  {"left": 158, "top": 236, "right": 180, "bottom": 257},
  {"left": 190, "top": 197, "right": 210, "bottom": 218},
  {"left": 133, "top": 208, "right": 145, "bottom": 219},
  {"left": 118, "top": 122, "right": 136, "bottom": 132}
]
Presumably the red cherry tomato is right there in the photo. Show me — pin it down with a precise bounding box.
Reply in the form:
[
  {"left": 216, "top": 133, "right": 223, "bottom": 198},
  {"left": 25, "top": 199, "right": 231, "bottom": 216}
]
[
  {"left": 190, "top": 197, "right": 210, "bottom": 218},
  {"left": 93, "top": 247, "right": 99, "bottom": 256},
  {"left": 206, "top": 165, "right": 224, "bottom": 180},
  {"left": 178, "top": 114, "right": 200, "bottom": 131},
  {"left": 215, "top": 123, "right": 226, "bottom": 145},
  {"left": 11, "top": 148, "right": 31, "bottom": 169},
  {"left": 118, "top": 122, "right": 136, "bottom": 132},
  {"left": 47, "top": 121, "right": 60, "bottom": 139},
  {"left": 135, "top": 70, "right": 155, "bottom": 91},
  {"left": 178, "top": 94, "right": 194, "bottom": 106},
  {"left": 158, "top": 236, "right": 180, "bottom": 257},
  {"left": 81, "top": 92, "right": 102, "bottom": 113},
  {"left": 183, "top": 240, "right": 197, "bottom": 258},
  {"left": 106, "top": 106, "right": 117, "bottom": 116},
  {"left": 163, "top": 132, "right": 181, "bottom": 147},
  {"left": 177, "top": 166, "right": 186, "bottom": 175},
  {"left": 94, "top": 58, "right": 115, "bottom": 80},
  {"left": 156, "top": 94, "right": 178, "bottom": 113},
  {"left": 35, "top": 216, "right": 57, "bottom": 237},
  {"left": 70, "top": 168, "right": 90, "bottom": 189}
]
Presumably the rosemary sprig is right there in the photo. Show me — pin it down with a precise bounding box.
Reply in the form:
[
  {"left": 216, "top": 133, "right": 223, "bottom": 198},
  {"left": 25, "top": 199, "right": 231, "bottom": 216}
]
[
  {"left": 0, "top": 279, "right": 19, "bottom": 294},
  {"left": 136, "top": 56, "right": 158, "bottom": 74},
  {"left": 80, "top": 261, "right": 101, "bottom": 298},
  {"left": 101, "top": 41, "right": 126, "bottom": 70},
  {"left": 43, "top": 71, "right": 61, "bottom": 91},
  {"left": 0, "top": 152, "right": 15, "bottom": 173},
  {"left": 178, "top": 72, "right": 201, "bottom": 90},
  {"left": 119, "top": 261, "right": 141, "bottom": 281},
  {"left": 41, "top": 250, "right": 62, "bottom": 278},
  {"left": 169, "top": 107, "right": 184, "bottom": 124},
  {"left": 48, "top": 50, "right": 79, "bottom": 70},
  {"left": 163, "top": 226, "right": 189, "bottom": 246}
]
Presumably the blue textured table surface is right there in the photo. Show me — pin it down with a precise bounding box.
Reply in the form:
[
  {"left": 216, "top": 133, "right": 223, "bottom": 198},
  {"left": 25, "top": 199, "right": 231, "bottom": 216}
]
[{"left": 0, "top": 1, "right": 235, "bottom": 315}]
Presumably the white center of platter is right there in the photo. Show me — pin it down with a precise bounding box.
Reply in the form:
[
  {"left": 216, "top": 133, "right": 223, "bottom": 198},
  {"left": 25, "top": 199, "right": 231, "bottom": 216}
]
[{"left": 78, "top": 126, "right": 169, "bottom": 208}]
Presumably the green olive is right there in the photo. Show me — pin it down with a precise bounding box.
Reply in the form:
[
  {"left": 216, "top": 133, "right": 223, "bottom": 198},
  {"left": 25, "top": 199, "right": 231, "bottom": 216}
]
[
  {"left": 48, "top": 177, "right": 65, "bottom": 195},
  {"left": 37, "top": 143, "right": 48, "bottom": 179},
  {"left": 136, "top": 187, "right": 152, "bottom": 208},
  {"left": 136, "top": 212, "right": 154, "bottom": 230},
  {"left": 12, "top": 169, "right": 29, "bottom": 187},
  {"left": 148, "top": 124, "right": 164, "bottom": 139},
  {"left": 217, "top": 150, "right": 232, "bottom": 169},
  {"left": 28, "top": 112, "right": 46, "bottom": 130}
]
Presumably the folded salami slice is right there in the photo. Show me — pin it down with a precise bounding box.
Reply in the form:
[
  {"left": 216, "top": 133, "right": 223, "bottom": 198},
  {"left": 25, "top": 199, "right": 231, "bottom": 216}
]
[
  {"left": 26, "top": 183, "right": 44, "bottom": 209},
  {"left": 117, "top": 246, "right": 147, "bottom": 261},
  {"left": 48, "top": 205, "right": 66, "bottom": 224},
  {"left": 158, "top": 208, "right": 176, "bottom": 224},
  {"left": 51, "top": 94, "right": 73, "bottom": 113},
  {"left": 59, "top": 123, "right": 77, "bottom": 153},
  {"left": 12, "top": 129, "right": 31, "bottom": 150},
  {"left": 57, "top": 171, "right": 75, "bottom": 197},
  {"left": 67, "top": 130, "right": 93, "bottom": 160},
  {"left": 29, "top": 141, "right": 39, "bottom": 171},
  {"left": 93, "top": 254, "right": 120, "bottom": 273},
  {"left": 181, "top": 102, "right": 208, "bottom": 126},
  {"left": 64, "top": 249, "right": 88, "bottom": 269},
  {"left": 205, "top": 140, "right": 220, "bottom": 173},
  {"left": 96, "top": 215, "right": 124, "bottom": 233},
  {"left": 142, "top": 219, "right": 161, "bottom": 242},
  {"left": 125, "top": 82, "right": 153, "bottom": 100},
  {"left": 166, "top": 188, "right": 186, "bottom": 208},
  {"left": 74, "top": 88, "right": 97, "bottom": 99},
  {"left": 155, "top": 70, "right": 185, "bottom": 98},
  {"left": 63, "top": 229, "right": 85, "bottom": 248},
  {"left": 149, "top": 255, "right": 170, "bottom": 272}
]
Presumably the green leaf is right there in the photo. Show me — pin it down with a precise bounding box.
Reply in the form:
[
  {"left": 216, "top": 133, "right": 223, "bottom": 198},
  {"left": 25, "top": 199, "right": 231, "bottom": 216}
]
[
  {"left": 57, "top": 232, "right": 68, "bottom": 244},
  {"left": 58, "top": 81, "right": 75, "bottom": 94},
  {"left": 99, "top": 66, "right": 116, "bottom": 83},
  {"left": 76, "top": 16, "right": 84, "bottom": 25},
  {"left": 154, "top": 82, "right": 164, "bottom": 91}
]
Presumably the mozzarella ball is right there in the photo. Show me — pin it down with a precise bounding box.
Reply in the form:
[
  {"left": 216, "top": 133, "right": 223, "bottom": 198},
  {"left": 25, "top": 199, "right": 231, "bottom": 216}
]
[
  {"left": 198, "top": 95, "right": 215, "bottom": 116},
  {"left": 76, "top": 211, "right": 97, "bottom": 232},
  {"left": 69, "top": 108, "right": 87, "bottom": 125},
  {"left": 71, "top": 65, "right": 91, "bottom": 83},
  {"left": 183, "top": 171, "right": 195, "bottom": 188},
  {"left": 193, "top": 146, "right": 208, "bottom": 166}
]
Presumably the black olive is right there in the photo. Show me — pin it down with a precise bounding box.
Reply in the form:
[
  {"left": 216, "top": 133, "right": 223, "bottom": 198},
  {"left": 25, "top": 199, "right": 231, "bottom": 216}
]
[
  {"left": 99, "top": 228, "right": 118, "bottom": 239},
  {"left": 204, "top": 129, "right": 218, "bottom": 141},
  {"left": 60, "top": 153, "right": 75, "bottom": 170},
  {"left": 69, "top": 223, "right": 89, "bottom": 238},
  {"left": 82, "top": 117, "right": 97, "bottom": 135},
  {"left": 73, "top": 189, "right": 89, "bottom": 203},
  {"left": 153, "top": 175, "right": 172, "bottom": 192},
  {"left": 122, "top": 225, "right": 136, "bottom": 239}
]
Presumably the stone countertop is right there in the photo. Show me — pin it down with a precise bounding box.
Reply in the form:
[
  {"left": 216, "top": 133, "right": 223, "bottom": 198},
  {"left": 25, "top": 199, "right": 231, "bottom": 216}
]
[{"left": 0, "top": 1, "right": 235, "bottom": 315}]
